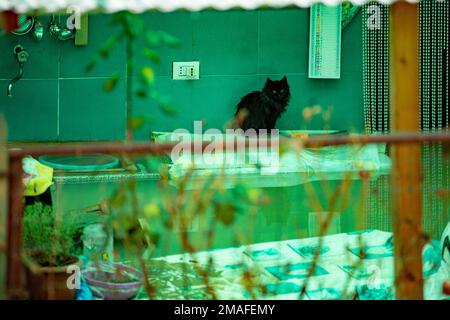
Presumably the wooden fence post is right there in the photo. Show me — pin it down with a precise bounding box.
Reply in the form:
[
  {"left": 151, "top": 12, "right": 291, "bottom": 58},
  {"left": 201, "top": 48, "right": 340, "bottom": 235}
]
[
  {"left": 0, "top": 116, "right": 8, "bottom": 298},
  {"left": 390, "top": 2, "right": 424, "bottom": 299}
]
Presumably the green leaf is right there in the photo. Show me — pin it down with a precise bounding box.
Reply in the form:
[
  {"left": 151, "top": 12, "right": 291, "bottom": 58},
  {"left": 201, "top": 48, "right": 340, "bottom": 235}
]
[
  {"left": 159, "top": 100, "right": 177, "bottom": 117},
  {"left": 135, "top": 89, "right": 148, "bottom": 99},
  {"left": 85, "top": 60, "right": 97, "bottom": 73},
  {"left": 109, "top": 12, "right": 127, "bottom": 25},
  {"left": 103, "top": 73, "right": 120, "bottom": 92},
  {"left": 141, "top": 67, "right": 155, "bottom": 86},
  {"left": 125, "top": 13, "right": 144, "bottom": 38},
  {"left": 99, "top": 34, "right": 121, "bottom": 59},
  {"left": 130, "top": 116, "right": 146, "bottom": 130},
  {"left": 145, "top": 30, "right": 162, "bottom": 47},
  {"left": 147, "top": 231, "right": 161, "bottom": 246},
  {"left": 127, "top": 58, "right": 135, "bottom": 71},
  {"left": 215, "top": 203, "right": 236, "bottom": 226},
  {"left": 153, "top": 93, "right": 177, "bottom": 117},
  {"left": 159, "top": 31, "right": 180, "bottom": 47},
  {"left": 143, "top": 48, "right": 160, "bottom": 64}
]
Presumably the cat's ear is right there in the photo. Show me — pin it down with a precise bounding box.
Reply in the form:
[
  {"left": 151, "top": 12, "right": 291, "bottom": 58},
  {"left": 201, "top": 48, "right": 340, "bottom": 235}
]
[
  {"left": 266, "top": 78, "right": 272, "bottom": 84},
  {"left": 281, "top": 76, "right": 288, "bottom": 83}
]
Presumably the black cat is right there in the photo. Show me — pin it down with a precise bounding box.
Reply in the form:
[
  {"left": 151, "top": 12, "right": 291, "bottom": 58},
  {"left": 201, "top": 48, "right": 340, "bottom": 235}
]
[{"left": 234, "top": 76, "right": 291, "bottom": 132}]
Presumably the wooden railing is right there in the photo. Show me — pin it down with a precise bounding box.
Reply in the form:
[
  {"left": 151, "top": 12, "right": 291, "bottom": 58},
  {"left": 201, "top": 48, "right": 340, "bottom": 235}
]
[{"left": 2, "top": 131, "right": 450, "bottom": 299}]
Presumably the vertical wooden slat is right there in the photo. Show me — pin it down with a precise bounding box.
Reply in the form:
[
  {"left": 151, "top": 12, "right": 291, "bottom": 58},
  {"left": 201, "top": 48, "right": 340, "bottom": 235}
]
[
  {"left": 390, "top": 3, "right": 424, "bottom": 299},
  {"left": 6, "top": 157, "right": 24, "bottom": 299},
  {"left": 0, "top": 116, "right": 7, "bottom": 298}
]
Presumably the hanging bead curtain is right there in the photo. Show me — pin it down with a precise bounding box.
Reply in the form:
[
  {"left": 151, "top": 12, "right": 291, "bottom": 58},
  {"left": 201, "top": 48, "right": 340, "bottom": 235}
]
[
  {"left": 420, "top": 0, "right": 449, "bottom": 239},
  {"left": 362, "top": 3, "right": 392, "bottom": 232},
  {"left": 362, "top": 3, "right": 390, "bottom": 135},
  {"left": 363, "top": 0, "right": 450, "bottom": 238}
]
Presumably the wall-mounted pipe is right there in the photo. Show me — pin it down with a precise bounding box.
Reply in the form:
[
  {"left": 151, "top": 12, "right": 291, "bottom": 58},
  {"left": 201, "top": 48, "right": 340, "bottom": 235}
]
[{"left": 7, "top": 45, "right": 29, "bottom": 98}]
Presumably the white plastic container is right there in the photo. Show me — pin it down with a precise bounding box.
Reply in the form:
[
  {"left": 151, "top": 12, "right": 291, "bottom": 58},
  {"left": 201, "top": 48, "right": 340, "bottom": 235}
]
[{"left": 82, "top": 224, "right": 114, "bottom": 263}]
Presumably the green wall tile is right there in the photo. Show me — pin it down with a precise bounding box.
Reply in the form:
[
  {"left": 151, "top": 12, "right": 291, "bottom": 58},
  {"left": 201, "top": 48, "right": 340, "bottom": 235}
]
[
  {"left": 133, "top": 75, "right": 193, "bottom": 140},
  {"left": 133, "top": 75, "right": 259, "bottom": 140},
  {"left": 259, "top": 9, "right": 310, "bottom": 74},
  {"left": 0, "top": 79, "right": 58, "bottom": 141},
  {"left": 193, "top": 10, "right": 259, "bottom": 75},
  {"left": 58, "top": 79, "right": 126, "bottom": 141},
  {"left": 264, "top": 73, "right": 364, "bottom": 131},
  {"left": 0, "top": 8, "right": 363, "bottom": 142},
  {"left": 190, "top": 75, "right": 259, "bottom": 130},
  {"left": 341, "top": 10, "right": 363, "bottom": 74},
  {"left": 59, "top": 14, "right": 126, "bottom": 79},
  {"left": 133, "top": 8, "right": 364, "bottom": 135},
  {"left": 136, "top": 11, "right": 194, "bottom": 77},
  {"left": 0, "top": 16, "right": 59, "bottom": 80}
]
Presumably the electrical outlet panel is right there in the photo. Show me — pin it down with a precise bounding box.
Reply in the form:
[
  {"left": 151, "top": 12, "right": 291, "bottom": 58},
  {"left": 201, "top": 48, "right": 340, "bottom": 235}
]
[{"left": 173, "top": 61, "right": 200, "bottom": 80}]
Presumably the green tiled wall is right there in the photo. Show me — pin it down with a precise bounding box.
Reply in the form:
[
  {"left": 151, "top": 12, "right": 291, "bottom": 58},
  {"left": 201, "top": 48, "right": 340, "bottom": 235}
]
[
  {"left": 0, "top": 8, "right": 363, "bottom": 142},
  {"left": 133, "top": 8, "right": 364, "bottom": 140},
  {"left": 0, "top": 15, "right": 126, "bottom": 141}
]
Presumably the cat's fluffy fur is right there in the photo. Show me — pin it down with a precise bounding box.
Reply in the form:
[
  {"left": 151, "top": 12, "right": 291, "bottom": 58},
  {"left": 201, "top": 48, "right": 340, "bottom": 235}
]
[{"left": 234, "top": 76, "right": 291, "bottom": 131}]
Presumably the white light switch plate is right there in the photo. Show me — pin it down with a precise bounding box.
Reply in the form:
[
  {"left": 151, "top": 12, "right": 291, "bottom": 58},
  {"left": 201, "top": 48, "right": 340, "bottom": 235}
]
[{"left": 173, "top": 61, "right": 200, "bottom": 80}]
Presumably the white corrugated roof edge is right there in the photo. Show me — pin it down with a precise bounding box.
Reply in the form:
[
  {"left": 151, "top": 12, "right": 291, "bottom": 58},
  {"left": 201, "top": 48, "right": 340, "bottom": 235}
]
[{"left": 0, "top": 0, "right": 419, "bottom": 14}]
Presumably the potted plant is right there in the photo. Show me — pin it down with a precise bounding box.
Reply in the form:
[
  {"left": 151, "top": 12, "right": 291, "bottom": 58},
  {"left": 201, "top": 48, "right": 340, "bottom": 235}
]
[{"left": 22, "top": 202, "right": 86, "bottom": 300}]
